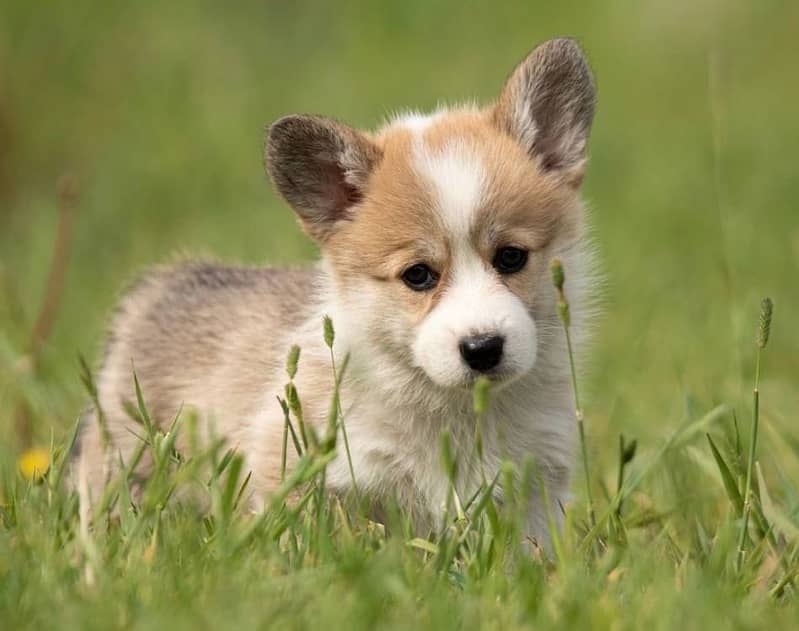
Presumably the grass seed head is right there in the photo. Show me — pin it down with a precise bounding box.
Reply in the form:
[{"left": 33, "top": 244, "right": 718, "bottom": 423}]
[
  {"left": 622, "top": 437, "right": 638, "bottom": 465},
  {"left": 323, "top": 315, "right": 335, "bottom": 349},
  {"left": 558, "top": 299, "right": 571, "bottom": 327},
  {"left": 285, "top": 382, "right": 302, "bottom": 417},
  {"left": 286, "top": 345, "right": 301, "bottom": 379},
  {"left": 757, "top": 297, "right": 773, "bottom": 349},
  {"left": 550, "top": 258, "right": 565, "bottom": 291}
]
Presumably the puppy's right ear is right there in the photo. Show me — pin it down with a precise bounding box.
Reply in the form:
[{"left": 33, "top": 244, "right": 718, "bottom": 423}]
[{"left": 265, "top": 115, "right": 382, "bottom": 242}]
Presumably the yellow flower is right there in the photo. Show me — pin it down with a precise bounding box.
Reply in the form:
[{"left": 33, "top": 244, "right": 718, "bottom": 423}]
[{"left": 18, "top": 448, "right": 50, "bottom": 482}]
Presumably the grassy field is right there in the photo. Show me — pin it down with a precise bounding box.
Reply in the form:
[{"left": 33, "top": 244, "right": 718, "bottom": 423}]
[{"left": 2, "top": 1, "right": 799, "bottom": 628}]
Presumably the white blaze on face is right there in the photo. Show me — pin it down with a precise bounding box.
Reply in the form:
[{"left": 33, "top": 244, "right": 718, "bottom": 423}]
[{"left": 411, "top": 137, "right": 537, "bottom": 387}]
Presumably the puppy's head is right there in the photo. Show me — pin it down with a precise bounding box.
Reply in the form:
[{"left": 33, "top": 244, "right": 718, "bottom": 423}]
[{"left": 266, "top": 39, "right": 595, "bottom": 389}]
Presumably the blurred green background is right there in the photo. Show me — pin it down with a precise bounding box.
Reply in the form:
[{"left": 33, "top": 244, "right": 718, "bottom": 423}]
[{"left": 1, "top": 0, "right": 797, "bottom": 473}]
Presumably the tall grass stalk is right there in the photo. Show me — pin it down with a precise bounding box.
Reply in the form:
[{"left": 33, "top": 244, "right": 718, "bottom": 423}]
[
  {"left": 323, "top": 316, "right": 359, "bottom": 501},
  {"left": 737, "top": 297, "right": 773, "bottom": 572},
  {"left": 281, "top": 345, "right": 302, "bottom": 481},
  {"left": 472, "top": 376, "right": 491, "bottom": 486},
  {"left": 550, "top": 258, "right": 596, "bottom": 530}
]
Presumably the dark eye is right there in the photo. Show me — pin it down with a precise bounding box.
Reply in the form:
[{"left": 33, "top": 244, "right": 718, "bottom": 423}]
[
  {"left": 401, "top": 263, "right": 438, "bottom": 291},
  {"left": 493, "top": 247, "right": 528, "bottom": 274}
]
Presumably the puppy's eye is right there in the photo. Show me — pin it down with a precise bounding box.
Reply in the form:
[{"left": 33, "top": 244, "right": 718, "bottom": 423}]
[
  {"left": 493, "top": 247, "right": 528, "bottom": 274},
  {"left": 401, "top": 263, "right": 438, "bottom": 291}
]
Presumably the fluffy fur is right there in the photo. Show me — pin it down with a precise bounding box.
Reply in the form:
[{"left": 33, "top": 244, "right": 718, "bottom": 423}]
[{"left": 72, "top": 38, "right": 599, "bottom": 546}]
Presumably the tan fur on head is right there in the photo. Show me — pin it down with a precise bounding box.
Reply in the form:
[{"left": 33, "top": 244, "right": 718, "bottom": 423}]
[{"left": 73, "top": 38, "right": 600, "bottom": 548}]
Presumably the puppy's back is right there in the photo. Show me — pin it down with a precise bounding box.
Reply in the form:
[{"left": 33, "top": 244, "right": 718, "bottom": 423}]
[{"left": 73, "top": 261, "right": 316, "bottom": 505}]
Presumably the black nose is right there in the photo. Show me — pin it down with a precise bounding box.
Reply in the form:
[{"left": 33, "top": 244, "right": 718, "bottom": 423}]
[{"left": 459, "top": 334, "right": 505, "bottom": 372}]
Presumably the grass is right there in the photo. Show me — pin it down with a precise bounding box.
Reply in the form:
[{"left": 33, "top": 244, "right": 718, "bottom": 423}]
[
  {"left": 2, "top": 1, "right": 799, "bottom": 628},
  {"left": 1, "top": 298, "right": 797, "bottom": 629}
]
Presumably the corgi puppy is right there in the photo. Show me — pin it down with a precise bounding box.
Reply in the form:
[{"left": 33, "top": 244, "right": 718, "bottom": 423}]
[{"left": 73, "top": 38, "right": 598, "bottom": 546}]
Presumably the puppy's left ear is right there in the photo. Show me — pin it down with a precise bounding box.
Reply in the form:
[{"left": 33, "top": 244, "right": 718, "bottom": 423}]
[
  {"left": 492, "top": 38, "right": 596, "bottom": 187},
  {"left": 265, "top": 115, "right": 382, "bottom": 242}
]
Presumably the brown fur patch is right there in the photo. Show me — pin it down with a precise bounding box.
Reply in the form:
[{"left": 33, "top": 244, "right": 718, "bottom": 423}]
[{"left": 324, "top": 106, "right": 581, "bottom": 326}]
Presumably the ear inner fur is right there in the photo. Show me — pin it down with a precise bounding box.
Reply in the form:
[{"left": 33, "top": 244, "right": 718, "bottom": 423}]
[
  {"left": 265, "top": 114, "right": 382, "bottom": 241},
  {"left": 492, "top": 38, "right": 596, "bottom": 187}
]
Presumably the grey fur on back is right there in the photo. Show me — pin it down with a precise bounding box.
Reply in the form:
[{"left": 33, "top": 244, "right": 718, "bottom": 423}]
[{"left": 72, "top": 261, "right": 318, "bottom": 504}]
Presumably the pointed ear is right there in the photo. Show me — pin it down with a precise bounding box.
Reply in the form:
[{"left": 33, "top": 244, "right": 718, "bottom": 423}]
[
  {"left": 265, "top": 115, "right": 382, "bottom": 241},
  {"left": 492, "top": 38, "right": 596, "bottom": 187}
]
